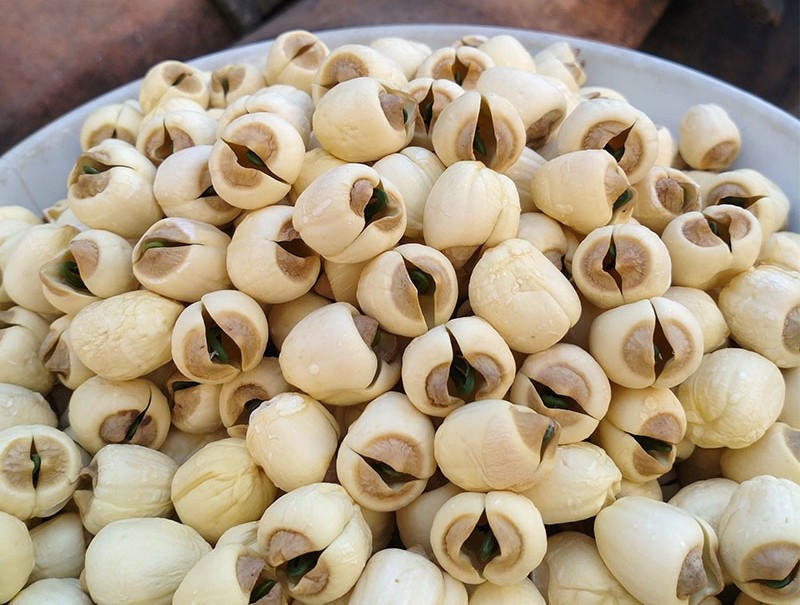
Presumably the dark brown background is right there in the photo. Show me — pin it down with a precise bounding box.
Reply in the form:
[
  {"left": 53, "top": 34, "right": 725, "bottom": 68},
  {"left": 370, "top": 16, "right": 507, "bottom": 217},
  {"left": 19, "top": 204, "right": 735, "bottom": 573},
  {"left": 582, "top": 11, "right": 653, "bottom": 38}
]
[{"left": 0, "top": 0, "right": 797, "bottom": 156}]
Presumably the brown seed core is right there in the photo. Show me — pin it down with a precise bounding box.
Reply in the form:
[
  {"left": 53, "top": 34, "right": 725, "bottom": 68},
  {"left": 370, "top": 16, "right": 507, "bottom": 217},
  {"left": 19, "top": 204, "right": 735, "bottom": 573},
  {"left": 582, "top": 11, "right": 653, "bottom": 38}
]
[
  {"left": 784, "top": 305, "right": 800, "bottom": 353},
  {"left": 676, "top": 546, "right": 708, "bottom": 599}
]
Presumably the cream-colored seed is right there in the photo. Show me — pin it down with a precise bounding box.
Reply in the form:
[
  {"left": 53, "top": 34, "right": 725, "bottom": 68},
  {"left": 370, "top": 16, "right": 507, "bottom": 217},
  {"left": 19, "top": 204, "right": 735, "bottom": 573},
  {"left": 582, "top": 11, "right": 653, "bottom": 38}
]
[
  {"left": 515, "top": 211, "right": 568, "bottom": 268},
  {"left": 216, "top": 85, "right": 313, "bottom": 147},
  {"left": 256, "top": 482, "right": 372, "bottom": 605},
  {"left": 349, "top": 547, "right": 467, "bottom": 605},
  {"left": 423, "top": 161, "right": 520, "bottom": 270},
  {"left": 476, "top": 66, "right": 566, "bottom": 149},
  {"left": 431, "top": 90, "right": 526, "bottom": 172},
  {"left": 170, "top": 289, "right": 269, "bottom": 384},
  {"left": 66, "top": 139, "right": 162, "bottom": 239},
  {"left": 215, "top": 521, "right": 262, "bottom": 554},
  {"left": 70, "top": 289, "right": 183, "bottom": 381},
  {"left": 592, "top": 385, "right": 687, "bottom": 483},
  {"left": 718, "top": 264, "right": 800, "bottom": 368},
  {"left": 668, "top": 477, "right": 739, "bottom": 538},
  {"left": 508, "top": 342, "right": 611, "bottom": 444},
  {"left": 759, "top": 230, "right": 800, "bottom": 271},
  {"left": 132, "top": 217, "right": 233, "bottom": 303},
  {"left": 372, "top": 146, "right": 445, "bottom": 239},
  {"left": 278, "top": 302, "right": 401, "bottom": 405},
  {"left": 571, "top": 222, "right": 673, "bottom": 309},
  {"left": 556, "top": 97, "right": 660, "bottom": 184},
  {"left": 703, "top": 168, "right": 791, "bottom": 239},
  {"left": 173, "top": 543, "right": 278, "bottom": 605},
  {"left": 312, "top": 43, "right": 408, "bottom": 103},
  {"left": 588, "top": 296, "right": 704, "bottom": 389},
  {"left": 313, "top": 77, "right": 416, "bottom": 163},
  {"left": 401, "top": 316, "right": 516, "bottom": 417},
  {"left": 468, "top": 578, "right": 546, "bottom": 604},
  {"left": 717, "top": 476, "right": 800, "bottom": 603},
  {"left": 616, "top": 477, "right": 663, "bottom": 501},
  {"left": 227, "top": 204, "right": 320, "bottom": 305},
  {"left": 165, "top": 371, "right": 224, "bottom": 434},
  {"left": 502, "top": 147, "right": 547, "bottom": 212},
  {"left": 314, "top": 257, "right": 365, "bottom": 306},
  {"left": 218, "top": 356, "right": 291, "bottom": 437},
  {"left": 139, "top": 59, "right": 210, "bottom": 114},
  {"left": 267, "top": 292, "right": 330, "bottom": 351},
  {"left": 534, "top": 42, "right": 586, "bottom": 90},
  {"left": 678, "top": 103, "right": 741, "bottom": 170},
  {"left": 430, "top": 490, "right": 547, "bottom": 585},
  {"left": 632, "top": 165, "right": 701, "bottom": 234},
  {"left": 209, "top": 113, "right": 305, "bottom": 210},
  {"left": 469, "top": 238, "right": 581, "bottom": 354},
  {"left": 416, "top": 44, "right": 494, "bottom": 89},
  {"left": 531, "top": 531, "right": 639, "bottom": 604},
  {"left": 0, "top": 424, "right": 83, "bottom": 520},
  {"left": 594, "top": 496, "right": 724, "bottom": 605},
  {"left": 73, "top": 443, "right": 178, "bottom": 534},
  {"left": 478, "top": 34, "right": 536, "bottom": 71},
  {"left": 3, "top": 222, "right": 78, "bottom": 314},
  {"left": 265, "top": 29, "right": 330, "bottom": 95},
  {"left": 678, "top": 347, "right": 785, "bottom": 449},
  {"left": 83, "top": 517, "right": 211, "bottom": 605},
  {"left": 0, "top": 306, "right": 54, "bottom": 394},
  {"left": 336, "top": 391, "right": 436, "bottom": 512},
  {"left": 293, "top": 163, "right": 407, "bottom": 264},
  {"left": 434, "top": 399, "right": 558, "bottom": 492},
  {"left": 370, "top": 36, "right": 432, "bottom": 79},
  {"left": 157, "top": 425, "right": 230, "bottom": 466},
  {"left": 289, "top": 148, "right": 348, "bottom": 202},
  {"left": 530, "top": 149, "right": 633, "bottom": 235},
  {"left": 39, "top": 315, "right": 95, "bottom": 390},
  {"left": 662, "top": 286, "right": 730, "bottom": 353},
  {"left": 79, "top": 100, "right": 144, "bottom": 151},
  {"left": 0, "top": 383, "right": 57, "bottom": 431},
  {"left": 579, "top": 86, "right": 628, "bottom": 102},
  {"left": 356, "top": 243, "right": 458, "bottom": 337},
  {"left": 9, "top": 578, "right": 92, "bottom": 605},
  {"left": 153, "top": 144, "right": 242, "bottom": 226},
  {"left": 720, "top": 422, "right": 800, "bottom": 483},
  {"left": 522, "top": 441, "right": 621, "bottom": 524},
  {"left": 406, "top": 76, "right": 465, "bottom": 149},
  {"left": 67, "top": 375, "right": 171, "bottom": 455},
  {"left": 209, "top": 62, "right": 267, "bottom": 108},
  {"left": 662, "top": 205, "right": 763, "bottom": 291},
  {"left": 395, "top": 481, "right": 462, "bottom": 559},
  {"left": 0, "top": 510, "right": 35, "bottom": 602},
  {"left": 172, "top": 437, "right": 277, "bottom": 543},
  {"left": 28, "top": 512, "right": 87, "bottom": 582},
  {"left": 247, "top": 392, "right": 340, "bottom": 492},
  {"left": 136, "top": 108, "right": 218, "bottom": 166}
]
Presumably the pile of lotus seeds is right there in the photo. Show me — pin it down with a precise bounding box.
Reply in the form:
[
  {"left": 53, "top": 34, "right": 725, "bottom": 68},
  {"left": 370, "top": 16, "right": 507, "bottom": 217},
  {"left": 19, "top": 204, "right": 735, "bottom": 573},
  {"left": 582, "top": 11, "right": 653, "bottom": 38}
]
[{"left": 0, "top": 28, "right": 798, "bottom": 605}]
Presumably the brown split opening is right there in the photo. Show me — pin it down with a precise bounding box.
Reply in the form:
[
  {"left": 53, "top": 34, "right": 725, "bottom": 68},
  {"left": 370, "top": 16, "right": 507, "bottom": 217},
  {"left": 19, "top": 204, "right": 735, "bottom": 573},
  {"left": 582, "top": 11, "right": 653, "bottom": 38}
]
[
  {"left": 602, "top": 236, "right": 624, "bottom": 293},
  {"left": 404, "top": 261, "right": 437, "bottom": 328},
  {"left": 460, "top": 516, "right": 500, "bottom": 572},
  {"left": 652, "top": 315, "right": 674, "bottom": 378},
  {"left": 531, "top": 380, "right": 585, "bottom": 414},
  {"left": 228, "top": 142, "right": 286, "bottom": 184},
  {"left": 473, "top": 98, "right": 497, "bottom": 165},
  {"left": 656, "top": 178, "right": 697, "bottom": 214}
]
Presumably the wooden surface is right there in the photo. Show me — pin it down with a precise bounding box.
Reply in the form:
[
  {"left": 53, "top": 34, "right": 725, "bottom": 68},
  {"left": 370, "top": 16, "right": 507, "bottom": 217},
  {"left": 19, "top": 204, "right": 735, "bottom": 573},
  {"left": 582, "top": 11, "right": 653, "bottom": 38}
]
[
  {"left": 1, "top": 0, "right": 797, "bottom": 156},
  {"left": 239, "top": 0, "right": 671, "bottom": 48},
  {"left": 0, "top": 0, "right": 236, "bottom": 156},
  {"left": 641, "top": 0, "right": 798, "bottom": 118}
]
